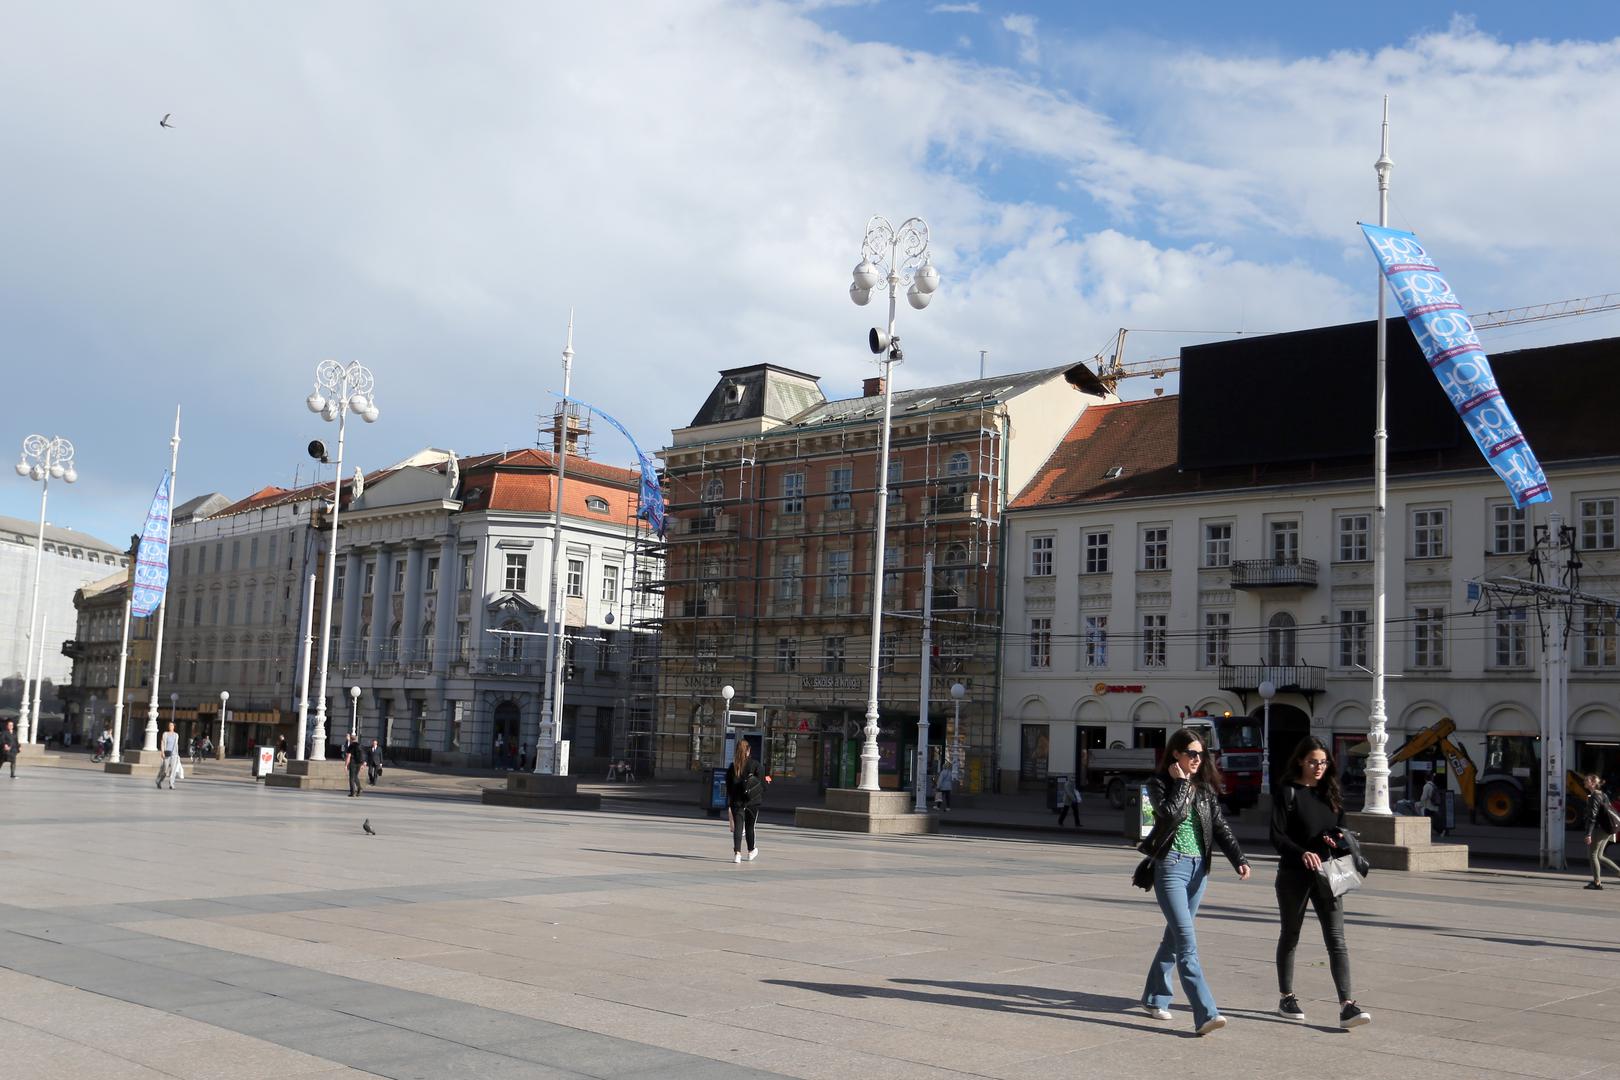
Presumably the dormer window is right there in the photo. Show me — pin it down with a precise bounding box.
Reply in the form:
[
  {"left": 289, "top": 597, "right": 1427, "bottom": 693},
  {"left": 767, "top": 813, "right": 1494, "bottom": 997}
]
[
  {"left": 722, "top": 380, "right": 745, "bottom": 406},
  {"left": 1104, "top": 466, "right": 1124, "bottom": 480},
  {"left": 585, "top": 496, "right": 610, "bottom": 514}
]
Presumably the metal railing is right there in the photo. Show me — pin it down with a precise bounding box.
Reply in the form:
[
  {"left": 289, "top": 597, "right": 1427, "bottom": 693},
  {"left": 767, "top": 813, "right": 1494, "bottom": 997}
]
[
  {"left": 1230, "top": 557, "right": 1318, "bottom": 588},
  {"left": 1217, "top": 663, "right": 1326, "bottom": 693}
]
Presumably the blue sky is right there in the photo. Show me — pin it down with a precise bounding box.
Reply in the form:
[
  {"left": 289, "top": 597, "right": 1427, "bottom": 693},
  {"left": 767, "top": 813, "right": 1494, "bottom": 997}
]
[{"left": 3, "top": 1, "right": 1618, "bottom": 547}]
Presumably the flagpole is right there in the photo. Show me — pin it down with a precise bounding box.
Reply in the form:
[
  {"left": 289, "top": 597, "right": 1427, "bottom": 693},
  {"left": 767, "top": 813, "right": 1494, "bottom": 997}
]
[
  {"left": 1363, "top": 98, "right": 1394, "bottom": 816},
  {"left": 535, "top": 312, "right": 574, "bottom": 775},
  {"left": 141, "top": 407, "right": 182, "bottom": 754},
  {"left": 108, "top": 592, "right": 134, "bottom": 763},
  {"left": 30, "top": 614, "right": 48, "bottom": 737}
]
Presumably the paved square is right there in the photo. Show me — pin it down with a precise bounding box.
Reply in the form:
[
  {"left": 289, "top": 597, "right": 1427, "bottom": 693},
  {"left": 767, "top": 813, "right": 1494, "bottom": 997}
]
[{"left": 2, "top": 768, "right": 1618, "bottom": 1079}]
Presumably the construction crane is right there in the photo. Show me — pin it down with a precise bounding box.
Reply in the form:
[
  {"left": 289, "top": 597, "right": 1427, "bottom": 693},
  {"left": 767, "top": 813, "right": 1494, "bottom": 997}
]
[{"left": 1092, "top": 292, "right": 1620, "bottom": 393}]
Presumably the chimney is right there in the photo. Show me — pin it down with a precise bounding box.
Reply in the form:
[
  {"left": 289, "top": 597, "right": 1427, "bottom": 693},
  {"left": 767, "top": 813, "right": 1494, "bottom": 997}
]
[{"left": 863, "top": 376, "right": 886, "bottom": 398}]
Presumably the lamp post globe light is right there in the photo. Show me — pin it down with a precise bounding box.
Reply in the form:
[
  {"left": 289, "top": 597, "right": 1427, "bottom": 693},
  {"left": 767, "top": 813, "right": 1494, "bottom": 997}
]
[
  {"left": 14, "top": 434, "right": 77, "bottom": 744},
  {"left": 849, "top": 215, "right": 940, "bottom": 792},
  {"left": 302, "top": 361, "right": 379, "bottom": 763},
  {"left": 349, "top": 685, "right": 362, "bottom": 738},
  {"left": 169, "top": 692, "right": 178, "bottom": 738},
  {"left": 217, "top": 690, "right": 229, "bottom": 759},
  {"left": 950, "top": 681, "right": 967, "bottom": 781},
  {"left": 1258, "top": 679, "right": 1276, "bottom": 797}
]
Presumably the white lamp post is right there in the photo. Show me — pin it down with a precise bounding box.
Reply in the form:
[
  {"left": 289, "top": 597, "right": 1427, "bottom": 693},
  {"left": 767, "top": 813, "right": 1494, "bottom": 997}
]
[
  {"left": 535, "top": 316, "right": 575, "bottom": 777},
  {"left": 304, "top": 361, "right": 379, "bottom": 762},
  {"left": 169, "top": 691, "right": 178, "bottom": 740},
  {"left": 949, "top": 682, "right": 967, "bottom": 783},
  {"left": 720, "top": 684, "right": 734, "bottom": 754},
  {"left": 849, "top": 215, "right": 940, "bottom": 792},
  {"left": 1258, "top": 680, "right": 1276, "bottom": 797},
  {"left": 217, "top": 690, "right": 229, "bottom": 759},
  {"left": 1363, "top": 98, "right": 1395, "bottom": 816},
  {"left": 349, "top": 685, "right": 362, "bottom": 738},
  {"left": 14, "top": 434, "right": 77, "bottom": 744}
]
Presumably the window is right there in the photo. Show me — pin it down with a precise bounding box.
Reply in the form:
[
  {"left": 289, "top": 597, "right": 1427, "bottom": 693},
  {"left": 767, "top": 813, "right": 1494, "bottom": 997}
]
[
  {"left": 192, "top": 597, "right": 202, "bottom": 626},
  {"left": 231, "top": 540, "right": 241, "bottom": 570},
  {"left": 585, "top": 496, "right": 610, "bottom": 514},
  {"left": 209, "top": 596, "right": 220, "bottom": 625},
  {"left": 1084, "top": 531, "right": 1110, "bottom": 574},
  {"left": 244, "top": 588, "right": 256, "bottom": 625},
  {"left": 385, "top": 620, "right": 402, "bottom": 662},
  {"left": 1411, "top": 508, "right": 1448, "bottom": 558},
  {"left": 825, "top": 550, "right": 850, "bottom": 600},
  {"left": 1490, "top": 503, "right": 1528, "bottom": 555},
  {"left": 1580, "top": 497, "right": 1617, "bottom": 551},
  {"left": 457, "top": 620, "right": 470, "bottom": 660},
  {"left": 393, "top": 559, "right": 406, "bottom": 594},
  {"left": 828, "top": 467, "right": 853, "bottom": 511},
  {"left": 1412, "top": 606, "right": 1446, "bottom": 668},
  {"left": 879, "top": 636, "right": 897, "bottom": 674},
  {"left": 1581, "top": 605, "right": 1617, "bottom": 667},
  {"left": 269, "top": 535, "right": 278, "bottom": 568},
  {"left": 226, "top": 596, "right": 237, "bottom": 626},
  {"left": 946, "top": 451, "right": 970, "bottom": 483},
  {"left": 1203, "top": 611, "right": 1231, "bottom": 668},
  {"left": 426, "top": 556, "right": 439, "bottom": 593},
  {"left": 1029, "top": 534, "right": 1054, "bottom": 577},
  {"left": 504, "top": 553, "right": 527, "bottom": 593},
  {"left": 781, "top": 472, "right": 804, "bottom": 515},
  {"left": 1270, "top": 520, "right": 1300, "bottom": 563},
  {"left": 883, "top": 545, "right": 902, "bottom": 599},
  {"left": 213, "top": 544, "right": 223, "bottom": 572},
  {"left": 333, "top": 563, "right": 345, "bottom": 601},
  {"left": 363, "top": 561, "right": 376, "bottom": 596},
  {"left": 776, "top": 553, "right": 801, "bottom": 601},
  {"left": 566, "top": 558, "right": 585, "bottom": 598},
  {"left": 825, "top": 635, "right": 846, "bottom": 673},
  {"left": 1267, "top": 611, "right": 1297, "bottom": 667},
  {"left": 600, "top": 563, "right": 620, "bottom": 604},
  {"left": 887, "top": 460, "right": 903, "bottom": 506},
  {"left": 1029, "top": 617, "right": 1052, "bottom": 669},
  {"left": 1141, "top": 614, "right": 1167, "bottom": 667},
  {"left": 1338, "top": 609, "right": 1369, "bottom": 669},
  {"left": 596, "top": 630, "right": 615, "bottom": 673},
  {"left": 1084, "top": 616, "right": 1108, "bottom": 668},
  {"left": 1337, "top": 513, "right": 1370, "bottom": 562},
  {"left": 249, "top": 538, "right": 259, "bottom": 567},
  {"left": 181, "top": 547, "right": 191, "bottom": 575},
  {"left": 1493, "top": 608, "right": 1528, "bottom": 668},
  {"left": 702, "top": 477, "right": 724, "bottom": 504},
  {"left": 1140, "top": 526, "right": 1169, "bottom": 571},
  {"left": 775, "top": 637, "right": 799, "bottom": 673},
  {"left": 1203, "top": 523, "right": 1231, "bottom": 569},
  {"left": 498, "top": 619, "right": 523, "bottom": 662},
  {"left": 459, "top": 553, "right": 473, "bottom": 592}
]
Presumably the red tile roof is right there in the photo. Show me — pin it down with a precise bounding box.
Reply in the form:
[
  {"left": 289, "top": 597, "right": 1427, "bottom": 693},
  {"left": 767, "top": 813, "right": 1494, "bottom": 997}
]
[{"left": 1011, "top": 398, "right": 1181, "bottom": 510}]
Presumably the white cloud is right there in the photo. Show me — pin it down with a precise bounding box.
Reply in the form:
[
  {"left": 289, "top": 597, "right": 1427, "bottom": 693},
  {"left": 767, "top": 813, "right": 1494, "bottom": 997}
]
[
  {"left": 1002, "top": 13, "right": 1040, "bottom": 64},
  {"left": 930, "top": 2, "right": 981, "bottom": 12}
]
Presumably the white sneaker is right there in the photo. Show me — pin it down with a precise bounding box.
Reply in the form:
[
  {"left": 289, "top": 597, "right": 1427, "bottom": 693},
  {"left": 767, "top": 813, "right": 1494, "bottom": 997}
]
[
  {"left": 1140, "top": 1002, "right": 1172, "bottom": 1021},
  {"left": 733, "top": 853, "right": 743, "bottom": 864},
  {"left": 1196, "top": 1016, "right": 1227, "bottom": 1036},
  {"left": 746, "top": 848, "right": 758, "bottom": 861}
]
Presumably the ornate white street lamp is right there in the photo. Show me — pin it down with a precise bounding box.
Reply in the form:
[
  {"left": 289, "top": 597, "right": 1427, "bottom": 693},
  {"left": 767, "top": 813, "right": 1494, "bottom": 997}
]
[
  {"left": 849, "top": 215, "right": 940, "bottom": 792},
  {"left": 349, "top": 685, "right": 362, "bottom": 738},
  {"left": 14, "top": 434, "right": 77, "bottom": 744},
  {"left": 302, "top": 361, "right": 379, "bottom": 762},
  {"left": 1258, "top": 680, "right": 1276, "bottom": 797},
  {"left": 950, "top": 681, "right": 967, "bottom": 782},
  {"left": 217, "top": 690, "right": 229, "bottom": 759}
]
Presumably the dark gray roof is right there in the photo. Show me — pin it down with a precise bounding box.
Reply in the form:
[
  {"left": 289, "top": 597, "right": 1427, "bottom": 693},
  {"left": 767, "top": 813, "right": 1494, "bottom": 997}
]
[
  {"left": 0, "top": 514, "right": 125, "bottom": 554},
  {"left": 786, "top": 362, "right": 1104, "bottom": 428},
  {"left": 174, "top": 492, "right": 231, "bottom": 523},
  {"left": 687, "top": 364, "right": 826, "bottom": 428}
]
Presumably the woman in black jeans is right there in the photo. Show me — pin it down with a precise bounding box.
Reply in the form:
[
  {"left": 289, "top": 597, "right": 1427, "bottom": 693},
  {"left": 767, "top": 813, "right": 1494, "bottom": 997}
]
[
  {"left": 1270, "top": 737, "right": 1371, "bottom": 1029},
  {"left": 726, "top": 739, "right": 767, "bottom": 864}
]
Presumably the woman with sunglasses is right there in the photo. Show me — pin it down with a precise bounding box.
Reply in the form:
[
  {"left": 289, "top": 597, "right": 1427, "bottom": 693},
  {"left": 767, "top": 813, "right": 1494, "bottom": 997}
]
[
  {"left": 1271, "top": 736, "right": 1371, "bottom": 1029},
  {"left": 1139, "top": 727, "right": 1250, "bottom": 1035}
]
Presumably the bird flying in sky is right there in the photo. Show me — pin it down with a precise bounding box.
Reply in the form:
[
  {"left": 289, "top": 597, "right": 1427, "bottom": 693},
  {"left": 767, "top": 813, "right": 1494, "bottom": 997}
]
[{"left": 159, "top": 113, "right": 174, "bottom": 128}]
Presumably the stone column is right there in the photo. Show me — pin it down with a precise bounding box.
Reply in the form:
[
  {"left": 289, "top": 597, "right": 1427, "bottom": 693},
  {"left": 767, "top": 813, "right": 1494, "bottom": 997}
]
[
  {"left": 339, "top": 550, "right": 365, "bottom": 668},
  {"left": 435, "top": 536, "right": 458, "bottom": 669},
  {"left": 366, "top": 548, "right": 393, "bottom": 667},
  {"left": 401, "top": 544, "right": 425, "bottom": 663}
]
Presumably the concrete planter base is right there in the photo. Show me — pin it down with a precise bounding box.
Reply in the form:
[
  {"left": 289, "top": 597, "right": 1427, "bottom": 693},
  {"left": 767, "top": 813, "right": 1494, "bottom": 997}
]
[
  {"left": 481, "top": 773, "right": 602, "bottom": 811},
  {"left": 794, "top": 789, "right": 939, "bottom": 834},
  {"left": 264, "top": 760, "right": 351, "bottom": 790},
  {"left": 1347, "top": 810, "right": 1469, "bottom": 872}
]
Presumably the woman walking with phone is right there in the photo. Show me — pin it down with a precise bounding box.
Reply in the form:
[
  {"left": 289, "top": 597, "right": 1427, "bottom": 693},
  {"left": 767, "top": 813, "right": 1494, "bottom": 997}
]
[
  {"left": 1271, "top": 737, "right": 1371, "bottom": 1029},
  {"left": 1138, "top": 727, "right": 1250, "bottom": 1035},
  {"left": 726, "top": 738, "right": 767, "bottom": 864}
]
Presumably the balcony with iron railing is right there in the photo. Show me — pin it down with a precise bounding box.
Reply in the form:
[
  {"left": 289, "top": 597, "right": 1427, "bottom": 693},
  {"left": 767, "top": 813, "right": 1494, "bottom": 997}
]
[
  {"left": 1230, "top": 557, "right": 1318, "bottom": 589},
  {"left": 1217, "top": 663, "right": 1326, "bottom": 694}
]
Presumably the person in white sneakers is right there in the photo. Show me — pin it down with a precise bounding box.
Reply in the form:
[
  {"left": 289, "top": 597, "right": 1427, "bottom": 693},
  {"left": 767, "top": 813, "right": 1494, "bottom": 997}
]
[
  {"left": 726, "top": 739, "right": 768, "bottom": 863},
  {"left": 157, "top": 722, "right": 184, "bottom": 790}
]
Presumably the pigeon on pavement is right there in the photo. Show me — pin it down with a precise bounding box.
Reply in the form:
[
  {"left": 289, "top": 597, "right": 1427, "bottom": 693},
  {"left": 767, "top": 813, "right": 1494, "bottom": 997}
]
[{"left": 362, "top": 819, "right": 376, "bottom": 835}]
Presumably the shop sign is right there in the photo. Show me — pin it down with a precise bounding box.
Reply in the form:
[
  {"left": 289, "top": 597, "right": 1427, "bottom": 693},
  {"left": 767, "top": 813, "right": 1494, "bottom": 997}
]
[{"left": 1094, "top": 683, "right": 1145, "bottom": 695}]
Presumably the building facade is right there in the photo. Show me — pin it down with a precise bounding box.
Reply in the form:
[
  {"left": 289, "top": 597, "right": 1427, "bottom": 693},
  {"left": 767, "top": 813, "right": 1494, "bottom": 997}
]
[
  {"left": 63, "top": 568, "right": 156, "bottom": 744},
  {"left": 1001, "top": 326, "right": 1620, "bottom": 810},
  {"left": 654, "top": 362, "right": 1108, "bottom": 792},
  {"left": 0, "top": 514, "right": 128, "bottom": 694}
]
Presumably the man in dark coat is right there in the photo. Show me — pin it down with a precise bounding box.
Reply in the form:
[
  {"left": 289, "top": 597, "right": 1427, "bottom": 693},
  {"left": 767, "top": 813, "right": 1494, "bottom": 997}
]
[
  {"left": 344, "top": 734, "right": 363, "bottom": 796},
  {"left": 2, "top": 720, "right": 17, "bottom": 778}
]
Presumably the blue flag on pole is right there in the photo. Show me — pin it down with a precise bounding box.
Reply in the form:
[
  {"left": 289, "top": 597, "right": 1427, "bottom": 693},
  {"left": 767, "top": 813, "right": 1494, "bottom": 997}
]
[
  {"left": 561, "top": 398, "right": 666, "bottom": 537},
  {"left": 1360, "top": 224, "right": 1552, "bottom": 509},
  {"left": 130, "top": 471, "right": 173, "bottom": 617}
]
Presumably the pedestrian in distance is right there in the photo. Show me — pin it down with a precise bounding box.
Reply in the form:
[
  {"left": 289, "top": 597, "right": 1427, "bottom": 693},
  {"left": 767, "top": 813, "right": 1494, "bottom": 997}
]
[
  {"left": 344, "top": 734, "right": 363, "bottom": 797},
  {"left": 2, "top": 719, "right": 17, "bottom": 779},
  {"left": 1417, "top": 771, "right": 1442, "bottom": 836},
  {"left": 1137, "top": 726, "right": 1250, "bottom": 1036},
  {"left": 1270, "top": 737, "right": 1371, "bottom": 1029},
  {"left": 1582, "top": 774, "right": 1620, "bottom": 890},
  {"left": 366, "top": 738, "right": 382, "bottom": 786},
  {"left": 1056, "top": 775, "right": 1083, "bottom": 829},
  {"left": 157, "top": 722, "right": 184, "bottom": 790},
  {"left": 726, "top": 738, "right": 769, "bottom": 864},
  {"left": 935, "top": 760, "right": 955, "bottom": 811}
]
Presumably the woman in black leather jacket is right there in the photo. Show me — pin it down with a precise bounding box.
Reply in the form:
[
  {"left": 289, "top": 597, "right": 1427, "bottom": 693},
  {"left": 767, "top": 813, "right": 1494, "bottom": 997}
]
[{"left": 1138, "top": 727, "right": 1249, "bottom": 1035}]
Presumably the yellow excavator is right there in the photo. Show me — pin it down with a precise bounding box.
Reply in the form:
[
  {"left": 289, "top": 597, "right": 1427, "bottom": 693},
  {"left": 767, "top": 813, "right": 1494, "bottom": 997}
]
[{"left": 1389, "top": 717, "right": 1588, "bottom": 827}]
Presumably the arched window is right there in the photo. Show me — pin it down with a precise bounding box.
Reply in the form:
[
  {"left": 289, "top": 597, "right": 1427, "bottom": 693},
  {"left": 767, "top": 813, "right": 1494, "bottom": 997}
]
[
  {"left": 1267, "top": 611, "right": 1297, "bottom": 667},
  {"left": 385, "top": 620, "right": 402, "bottom": 662},
  {"left": 936, "top": 543, "right": 969, "bottom": 609},
  {"left": 499, "top": 619, "right": 524, "bottom": 662},
  {"left": 943, "top": 451, "right": 972, "bottom": 500},
  {"left": 420, "top": 620, "right": 435, "bottom": 664},
  {"left": 947, "top": 452, "right": 970, "bottom": 476},
  {"left": 703, "top": 477, "right": 724, "bottom": 503}
]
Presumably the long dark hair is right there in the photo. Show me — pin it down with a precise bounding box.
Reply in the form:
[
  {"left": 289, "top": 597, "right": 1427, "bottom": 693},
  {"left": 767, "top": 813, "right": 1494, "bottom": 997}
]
[
  {"left": 1156, "top": 727, "right": 1224, "bottom": 794},
  {"left": 1283, "top": 735, "right": 1341, "bottom": 813}
]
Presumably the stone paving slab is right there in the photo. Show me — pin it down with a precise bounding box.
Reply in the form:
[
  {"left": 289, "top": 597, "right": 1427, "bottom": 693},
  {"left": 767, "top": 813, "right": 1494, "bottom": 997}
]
[{"left": 2, "top": 767, "right": 1619, "bottom": 1078}]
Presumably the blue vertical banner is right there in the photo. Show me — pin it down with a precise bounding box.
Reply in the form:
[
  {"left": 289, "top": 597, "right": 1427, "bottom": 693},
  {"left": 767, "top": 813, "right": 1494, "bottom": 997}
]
[
  {"left": 561, "top": 397, "right": 666, "bottom": 537},
  {"left": 1360, "top": 224, "right": 1552, "bottom": 509},
  {"left": 130, "top": 471, "right": 173, "bottom": 616}
]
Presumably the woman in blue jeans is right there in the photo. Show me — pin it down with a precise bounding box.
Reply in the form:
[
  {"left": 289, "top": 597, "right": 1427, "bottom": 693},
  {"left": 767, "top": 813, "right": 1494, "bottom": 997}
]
[{"left": 1138, "top": 727, "right": 1250, "bottom": 1035}]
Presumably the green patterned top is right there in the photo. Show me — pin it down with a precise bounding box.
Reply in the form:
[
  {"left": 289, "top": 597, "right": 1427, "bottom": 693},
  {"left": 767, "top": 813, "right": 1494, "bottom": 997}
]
[{"left": 1170, "top": 801, "right": 1205, "bottom": 856}]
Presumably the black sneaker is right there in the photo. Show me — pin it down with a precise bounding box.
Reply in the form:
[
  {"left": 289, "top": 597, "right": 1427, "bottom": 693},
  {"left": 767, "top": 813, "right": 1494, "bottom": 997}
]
[
  {"left": 1340, "top": 1001, "right": 1371, "bottom": 1029},
  {"left": 1585, "top": 882, "right": 1604, "bottom": 890},
  {"left": 1277, "top": 994, "right": 1306, "bottom": 1022}
]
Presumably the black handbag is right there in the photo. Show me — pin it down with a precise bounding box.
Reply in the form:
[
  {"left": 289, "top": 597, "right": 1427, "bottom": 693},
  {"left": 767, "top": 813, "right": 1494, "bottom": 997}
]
[{"left": 1132, "top": 857, "right": 1155, "bottom": 891}]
